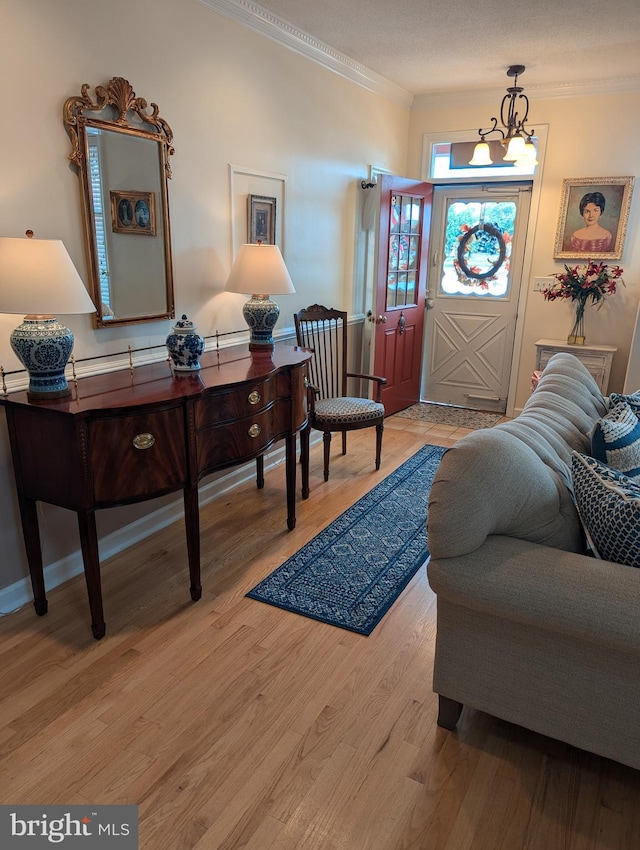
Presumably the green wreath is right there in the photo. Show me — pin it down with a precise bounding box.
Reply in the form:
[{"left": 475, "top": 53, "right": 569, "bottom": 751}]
[{"left": 456, "top": 223, "right": 507, "bottom": 281}]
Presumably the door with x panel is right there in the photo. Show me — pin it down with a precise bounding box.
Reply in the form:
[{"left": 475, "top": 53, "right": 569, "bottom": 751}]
[{"left": 423, "top": 184, "right": 531, "bottom": 412}]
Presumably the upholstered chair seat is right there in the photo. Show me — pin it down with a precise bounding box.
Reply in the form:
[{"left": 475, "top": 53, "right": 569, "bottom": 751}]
[{"left": 314, "top": 397, "right": 385, "bottom": 425}]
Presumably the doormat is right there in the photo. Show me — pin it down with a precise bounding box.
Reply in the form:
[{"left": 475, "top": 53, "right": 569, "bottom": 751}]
[
  {"left": 394, "top": 402, "right": 501, "bottom": 429},
  {"left": 246, "top": 444, "right": 446, "bottom": 635}
]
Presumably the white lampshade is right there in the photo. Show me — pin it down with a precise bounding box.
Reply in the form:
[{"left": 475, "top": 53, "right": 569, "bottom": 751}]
[
  {"left": 0, "top": 236, "right": 96, "bottom": 315},
  {"left": 225, "top": 243, "right": 295, "bottom": 350},
  {"left": 503, "top": 135, "right": 527, "bottom": 162},
  {"left": 0, "top": 234, "right": 96, "bottom": 399},
  {"left": 515, "top": 140, "right": 539, "bottom": 166},
  {"left": 469, "top": 141, "right": 493, "bottom": 166},
  {"left": 225, "top": 243, "right": 295, "bottom": 296}
]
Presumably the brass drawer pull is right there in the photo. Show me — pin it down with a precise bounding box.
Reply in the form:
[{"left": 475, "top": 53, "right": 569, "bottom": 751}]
[
  {"left": 248, "top": 390, "right": 261, "bottom": 405},
  {"left": 133, "top": 433, "right": 155, "bottom": 450},
  {"left": 248, "top": 423, "right": 261, "bottom": 438}
]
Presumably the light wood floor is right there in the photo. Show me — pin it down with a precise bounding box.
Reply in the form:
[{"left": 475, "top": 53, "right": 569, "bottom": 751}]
[{"left": 1, "top": 414, "right": 640, "bottom": 849}]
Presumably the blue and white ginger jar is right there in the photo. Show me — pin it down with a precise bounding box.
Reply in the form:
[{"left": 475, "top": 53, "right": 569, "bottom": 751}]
[{"left": 166, "top": 314, "right": 205, "bottom": 372}]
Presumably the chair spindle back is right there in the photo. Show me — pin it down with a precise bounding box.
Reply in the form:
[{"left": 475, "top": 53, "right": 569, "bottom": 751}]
[{"left": 294, "top": 305, "right": 347, "bottom": 400}]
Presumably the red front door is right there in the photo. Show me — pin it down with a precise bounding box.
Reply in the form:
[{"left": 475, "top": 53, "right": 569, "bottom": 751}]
[{"left": 373, "top": 176, "right": 433, "bottom": 416}]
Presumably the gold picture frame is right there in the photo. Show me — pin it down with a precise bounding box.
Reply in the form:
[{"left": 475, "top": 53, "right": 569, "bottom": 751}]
[
  {"left": 248, "top": 194, "right": 276, "bottom": 244},
  {"left": 110, "top": 189, "right": 157, "bottom": 236},
  {"left": 553, "top": 176, "right": 634, "bottom": 261}
]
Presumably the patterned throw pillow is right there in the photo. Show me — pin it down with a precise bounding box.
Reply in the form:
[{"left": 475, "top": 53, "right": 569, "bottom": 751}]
[
  {"left": 609, "top": 390, "right": 640, "bottom": 416},
  {"left": 571, "top": 452, "right": 640, "bottom": 567},
  {"left": 590, "top": 400, "right": 640, "bottom": 475}
]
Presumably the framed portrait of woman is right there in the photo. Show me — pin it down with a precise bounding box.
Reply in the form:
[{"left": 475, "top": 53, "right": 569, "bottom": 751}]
[{"left": 553, "top": 176, "right": 634, "bottom": 260}]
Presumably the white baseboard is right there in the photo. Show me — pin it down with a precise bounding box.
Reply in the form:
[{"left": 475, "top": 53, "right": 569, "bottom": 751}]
[{"left": 0, "top": 442, "right": 297, "bottom": 616}]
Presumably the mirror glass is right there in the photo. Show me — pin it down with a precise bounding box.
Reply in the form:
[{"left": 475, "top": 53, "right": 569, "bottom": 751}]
[{"left": 64, "top": 78, "right": 175, "bottom": 327}]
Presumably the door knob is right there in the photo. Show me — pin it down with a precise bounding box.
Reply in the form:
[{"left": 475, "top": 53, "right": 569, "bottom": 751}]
[{"left": 376, "top": 315, "right": 387, "bottom": 324}]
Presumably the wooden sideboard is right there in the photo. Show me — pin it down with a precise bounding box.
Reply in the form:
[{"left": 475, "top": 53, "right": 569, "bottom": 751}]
[{"left": 0, "top": 344, "right": 311, "bottom": 639}]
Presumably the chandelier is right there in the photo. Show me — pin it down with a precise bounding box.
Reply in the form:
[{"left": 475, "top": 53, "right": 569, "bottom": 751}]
[{"left": 469, "top": 65, "right": 538, "bottom": 167}]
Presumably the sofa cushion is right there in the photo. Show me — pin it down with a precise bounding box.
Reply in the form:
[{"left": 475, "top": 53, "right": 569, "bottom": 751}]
[
  {"left": 428, "top": 428, "right": 586, "bottom": 559},
  {"left": 571, "top": 452, "right": 640, "bottom": 567},
  {"left": 590, "top": 401, "right": 640, "bottom": 475},
  {"left": 427, "top": 353, "right": 606, "bottom": 559}
]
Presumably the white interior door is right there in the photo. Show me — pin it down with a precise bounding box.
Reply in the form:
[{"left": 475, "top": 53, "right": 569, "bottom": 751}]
[{"left": 422, "top": 184, "right": 531, "bottom": 412}]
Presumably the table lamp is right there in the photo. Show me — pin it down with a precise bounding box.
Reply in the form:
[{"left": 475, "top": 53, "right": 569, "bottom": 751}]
[
  {"left": 0, "top": 232, "right": 96, "bottom": 399},
  {"left": 225, "top": 242, "right": 295, "bottom": 350}
]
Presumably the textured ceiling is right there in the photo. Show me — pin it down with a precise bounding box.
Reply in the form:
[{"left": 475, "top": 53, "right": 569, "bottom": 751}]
[{"left": 250, "top": 0, "right": 640, "bottom": 95}]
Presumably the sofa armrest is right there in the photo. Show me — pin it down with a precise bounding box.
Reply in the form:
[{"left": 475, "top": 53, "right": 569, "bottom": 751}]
[{"left": 427, "top": 535, "right": 640, "bottom": 655}]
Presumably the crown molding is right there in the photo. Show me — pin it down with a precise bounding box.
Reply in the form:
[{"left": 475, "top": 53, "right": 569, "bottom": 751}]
[
  {"left": 412, "top": 75, "right": 640, "bottom": 111},
  {"left": 195, "top": 0, "right": 414, "bottom": 109}
]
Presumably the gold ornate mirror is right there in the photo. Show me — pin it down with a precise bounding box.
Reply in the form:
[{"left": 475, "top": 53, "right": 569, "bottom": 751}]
[{"left": 64, "top": 77, "right": 175, "bottom": 327}]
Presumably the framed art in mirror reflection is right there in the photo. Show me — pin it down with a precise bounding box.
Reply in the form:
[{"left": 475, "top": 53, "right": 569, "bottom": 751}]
[{"left": 110, "top": 190, "right": 156, "bottom": 236}]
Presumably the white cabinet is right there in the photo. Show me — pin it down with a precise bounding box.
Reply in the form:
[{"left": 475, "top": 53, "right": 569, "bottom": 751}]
[{"left": 535, "top": 339, "right": 617, "bottom": 394}]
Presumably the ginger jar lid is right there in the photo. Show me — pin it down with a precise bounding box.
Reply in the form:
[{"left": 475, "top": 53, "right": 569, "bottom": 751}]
[{"left": 172, "top": 314, "right": 197, "bottom": 333}]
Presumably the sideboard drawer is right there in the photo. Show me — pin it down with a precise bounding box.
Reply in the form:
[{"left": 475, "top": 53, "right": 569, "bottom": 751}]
[
  {"left": 195, "top": 374, "right": 291, "bottom": 428},
  {"left": 196, "top": 400, "right": 291, "bottom": 471},
  {"left": 88, "top": 406, "right": 187, "bottom": 504}
]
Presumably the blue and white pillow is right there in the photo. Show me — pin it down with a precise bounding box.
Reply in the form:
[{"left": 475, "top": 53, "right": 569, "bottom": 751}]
[
  {"left": 590, "top": 400, "right": 640, "bottom": 476},
  {"left": 609, "top": 390, "right": 640, "bottom": 417},
  {"left": 571, "top": 452, "right": 640, "bottom": 567}
]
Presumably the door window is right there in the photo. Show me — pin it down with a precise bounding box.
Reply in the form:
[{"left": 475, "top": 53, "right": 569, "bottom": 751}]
[
  {"left": 441, "top": 200, "right": 516, "bottom": 298},
  {"left": 387, "top": 194, "right": 423, "bottom": 309}
]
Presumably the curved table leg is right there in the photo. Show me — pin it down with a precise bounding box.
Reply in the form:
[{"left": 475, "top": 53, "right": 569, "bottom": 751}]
[
  {"left": 77, "top": 510, "right": 105, "bottom": 640},
  {"left": 183, "top": 485, "right": 202, "bottom": 601},
  {"left": 18, "top": 495, "right": 48, "bottom": 616}
]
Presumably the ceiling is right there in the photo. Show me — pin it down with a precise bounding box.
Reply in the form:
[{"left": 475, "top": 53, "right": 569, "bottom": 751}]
[{"left": 243, "top": 0, "right": 640, "bottom": 97}]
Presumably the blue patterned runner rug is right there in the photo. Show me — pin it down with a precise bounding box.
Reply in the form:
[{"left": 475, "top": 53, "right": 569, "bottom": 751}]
[{"left": 246, "top": 444, "right": 446, "bottom": 635}]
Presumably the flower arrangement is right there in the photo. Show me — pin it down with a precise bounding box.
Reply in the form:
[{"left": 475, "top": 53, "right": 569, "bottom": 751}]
[
  {"left": 541, "top": 261, "right": 624, "bottom": 305},
  {"left": 541, "top": 261, "right": 624, "bottom": 345}
]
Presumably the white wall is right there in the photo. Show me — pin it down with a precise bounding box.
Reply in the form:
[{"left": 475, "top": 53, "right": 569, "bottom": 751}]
[
  {"left": 0, "top": 0, "right": 409, "bottom": 596},
  {"left": 407, "top": 88, "right": 640, "bottom": 412}
]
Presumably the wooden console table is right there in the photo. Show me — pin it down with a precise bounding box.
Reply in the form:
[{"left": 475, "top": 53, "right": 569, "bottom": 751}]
[
  {"left": 534, "top": 339, "right": 617, "bottom": 393},
  {"left": 0, "top": 344, "right": 311, "bottom": 639}
]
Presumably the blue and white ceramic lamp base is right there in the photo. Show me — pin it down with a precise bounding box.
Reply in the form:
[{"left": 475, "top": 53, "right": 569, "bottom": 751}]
[
  {"left": 10, "top": 316, "right": 75, "bottom": 399},
  {"left": 243, "top": 295, "right": 280, "bottom": 349}
]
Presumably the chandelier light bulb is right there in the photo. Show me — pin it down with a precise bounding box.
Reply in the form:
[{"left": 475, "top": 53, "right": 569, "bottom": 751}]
[
  {"left": 514, "top": 141, "right": 539, "bottom": 167},
  {"left": 503, "top": 135, "right": 527, "bottom": 161},
  {"left": 469, "top": 141, "right": 493, "bottom": 166}
]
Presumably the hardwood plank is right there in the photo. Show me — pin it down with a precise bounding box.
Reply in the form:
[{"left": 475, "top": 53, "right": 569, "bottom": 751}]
[{"left": 1, "top": 419, "right": 639, "bottom": 849}]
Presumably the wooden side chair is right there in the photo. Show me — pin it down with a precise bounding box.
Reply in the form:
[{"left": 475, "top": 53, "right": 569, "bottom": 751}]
[{"left": 294, "top": 304, "right": 386, "bottom": 497}]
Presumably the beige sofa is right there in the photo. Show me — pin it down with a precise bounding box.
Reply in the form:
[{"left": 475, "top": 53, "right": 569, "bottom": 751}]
[{"left": 426, "top": 352, "right": 640, "bottom": 770}]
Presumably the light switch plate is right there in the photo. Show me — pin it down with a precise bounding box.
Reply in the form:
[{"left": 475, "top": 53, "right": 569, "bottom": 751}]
[{"left": 533, "top": 276, "right": 554, "bottom": 292}]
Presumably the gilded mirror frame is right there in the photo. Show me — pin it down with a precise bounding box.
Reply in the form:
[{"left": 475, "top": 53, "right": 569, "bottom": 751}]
[{"left": 63, "top": 77, "right": 175, "bottom": 327}]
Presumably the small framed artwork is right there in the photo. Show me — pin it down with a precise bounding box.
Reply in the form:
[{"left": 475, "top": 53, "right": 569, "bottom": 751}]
[
  {"left": 553, "top": 176, "right": 634, "bottom": 260},
  {"left": 110, "top": 190, "right": 156, "bottom": 236},
  {"left": 248, "top": 194, "right": 276, "bottom": 244}
]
